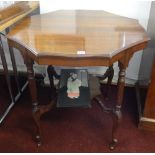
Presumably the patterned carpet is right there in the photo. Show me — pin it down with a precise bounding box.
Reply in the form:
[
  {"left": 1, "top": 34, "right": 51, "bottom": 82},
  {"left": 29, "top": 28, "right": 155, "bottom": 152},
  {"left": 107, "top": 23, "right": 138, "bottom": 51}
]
[{"left": 0, "top": 75, "right": 155, "bottom": 152}]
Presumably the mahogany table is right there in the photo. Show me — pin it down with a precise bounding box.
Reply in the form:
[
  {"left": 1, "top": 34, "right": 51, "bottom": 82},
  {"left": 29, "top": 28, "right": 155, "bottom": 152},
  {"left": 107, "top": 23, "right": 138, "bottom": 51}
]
[{"left": 6, "top": 10, "right": 149, "bottom": 150}]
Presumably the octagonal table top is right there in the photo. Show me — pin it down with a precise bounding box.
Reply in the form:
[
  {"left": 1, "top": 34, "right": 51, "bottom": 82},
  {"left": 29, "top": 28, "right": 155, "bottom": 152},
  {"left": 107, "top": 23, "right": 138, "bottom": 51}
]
[{"left": 7, "top": 10, "right": 149, "bottom": 60}]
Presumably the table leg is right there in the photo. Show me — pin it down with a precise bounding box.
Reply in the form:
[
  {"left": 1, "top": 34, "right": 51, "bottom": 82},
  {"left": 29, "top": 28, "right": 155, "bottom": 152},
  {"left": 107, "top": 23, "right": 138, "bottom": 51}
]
[
  {"left": 98, "top": 65, "right": 114, "bottom": 99},
  {"left": 109, "top": 61, "right": 126, "bottom": 150},
  {"left": 24, "top": 58, "right": 42, "bottom": 146},
  {"left": 24, "top": 58, "right": 57, "bottom": 146},
  {"left": 47, "top": 65, "right": 60, "bottom": 100},
  {"left": 94, "top": 65, "right": 114, "bottom": 112},
  {"left": 105, "top": 65, "right": 114, "bottom": 99}
]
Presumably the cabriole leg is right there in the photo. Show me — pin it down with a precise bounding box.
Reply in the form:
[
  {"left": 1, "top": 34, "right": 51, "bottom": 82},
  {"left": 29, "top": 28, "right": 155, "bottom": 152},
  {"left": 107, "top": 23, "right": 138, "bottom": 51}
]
[
  {"left": 99, "top": 64, "right": 114, "bottom": 99},
  {"left": 109, "top": 61, "right": 126, "bottom": 150},
  {"left": 47, "top": 65, "right": 60, "bottom": 100}
]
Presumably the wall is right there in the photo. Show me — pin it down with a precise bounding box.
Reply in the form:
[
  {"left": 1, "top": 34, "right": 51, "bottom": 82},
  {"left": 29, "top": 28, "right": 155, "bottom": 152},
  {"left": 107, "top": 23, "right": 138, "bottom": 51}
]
[
  {"left": 40, "top": 0, "right": 151, "bottom": 85},
  {"left": 139, "top": 2, "right": 155, "bottom": 85}
]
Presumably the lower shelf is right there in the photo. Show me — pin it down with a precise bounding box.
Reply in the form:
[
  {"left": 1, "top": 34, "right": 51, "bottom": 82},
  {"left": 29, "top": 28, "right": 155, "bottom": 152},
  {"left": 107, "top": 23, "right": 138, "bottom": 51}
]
[{"left": 57, "top": 69, "right": 91, "bottom": 108}]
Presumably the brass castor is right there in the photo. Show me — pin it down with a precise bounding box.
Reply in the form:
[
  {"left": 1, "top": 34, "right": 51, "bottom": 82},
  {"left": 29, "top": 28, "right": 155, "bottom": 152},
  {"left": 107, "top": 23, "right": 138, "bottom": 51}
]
[
  {"left": 36, "top": 135, "right": 42, "bottom": 147},
  {"left": 37, "top": 142, "right": 42, "bottom": 147},
  {"left": 109, "top": 138, "right": 118, "bottom": 150}
]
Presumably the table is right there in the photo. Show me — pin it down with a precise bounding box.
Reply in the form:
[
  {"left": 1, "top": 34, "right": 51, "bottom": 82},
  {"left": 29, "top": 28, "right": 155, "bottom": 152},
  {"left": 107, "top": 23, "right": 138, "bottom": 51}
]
[
  {"left": 0, "top": 1, "right": 39, "bottom": 123},
  {"left": 6, "top": 10, "right": 149, "bottom": 150}
]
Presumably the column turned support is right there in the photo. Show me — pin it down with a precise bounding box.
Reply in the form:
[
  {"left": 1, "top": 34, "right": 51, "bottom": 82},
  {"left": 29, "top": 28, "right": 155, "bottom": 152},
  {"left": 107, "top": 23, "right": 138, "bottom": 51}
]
[
  {"left": 109, "top": 60, "right": 126, "bottom": 150},
  {"left": 24, "top": 56, "right": 42, "bottom": 147}
]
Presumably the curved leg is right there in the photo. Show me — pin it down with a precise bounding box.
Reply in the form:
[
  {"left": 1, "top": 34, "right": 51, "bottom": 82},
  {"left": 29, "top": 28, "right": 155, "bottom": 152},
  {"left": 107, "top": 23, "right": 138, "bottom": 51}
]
[
  {"left": 98, "top": 65, "right": 114, "bottom": 99},
  {"left": 32, "top": 107, "right": 42, "bottom": 146},
  {"left": 106, "top": 65, "right": 114, "bottom": 99},
  {"left": 94, "top": 65, "right": 114, "bottom": 113},
  {"left": 47, "top": 65, "right": 60, "bottom": 100},
  {"left": 109, "top": 61, "right": 126, "bottom": 150},
  {"left": 24, "top": 58, "right": 42, "bottom": 146},
  {"left": 98, "top": 65, "right": 114, "bottom": 82},
  {"left": 110, "top": 105, "right": 122, "bottom": 150},
  {"left": 94, "top": 65, "right": 114, "bottom": 112}
]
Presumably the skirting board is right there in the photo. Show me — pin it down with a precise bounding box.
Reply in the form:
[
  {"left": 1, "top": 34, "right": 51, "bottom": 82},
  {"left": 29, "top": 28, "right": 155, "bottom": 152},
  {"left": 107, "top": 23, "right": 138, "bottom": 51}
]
[
  {"left": 139, "top": 117, "right": 155, "bottom": 131},
  {"left": 135, "top": 82, "right": 155, "bottom": 131}
]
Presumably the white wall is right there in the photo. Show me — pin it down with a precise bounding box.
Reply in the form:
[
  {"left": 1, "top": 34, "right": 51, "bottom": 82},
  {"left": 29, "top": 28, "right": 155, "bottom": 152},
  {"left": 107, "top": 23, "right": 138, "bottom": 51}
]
[{"left": 40, "top": 0, "right": 152, "bottom": 85}]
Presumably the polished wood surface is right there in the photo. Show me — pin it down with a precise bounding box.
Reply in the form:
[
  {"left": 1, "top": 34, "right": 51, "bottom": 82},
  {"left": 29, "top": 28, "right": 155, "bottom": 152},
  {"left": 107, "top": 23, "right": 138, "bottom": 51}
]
[
  {"left": 0, "top": 1, "right": 39, "bottom": 32},
  {"left": 7, "top": 10, "right": 149, "bottom": 66},
  {"left": 144, "top": 60, "right": 155, "bottom": 118}
]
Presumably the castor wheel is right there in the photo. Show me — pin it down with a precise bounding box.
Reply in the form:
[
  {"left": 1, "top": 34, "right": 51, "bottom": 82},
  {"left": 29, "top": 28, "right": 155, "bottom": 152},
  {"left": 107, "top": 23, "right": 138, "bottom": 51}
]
[
  {"left": 37, "top": 142, "right": 42, "bottom": 147},
  {"left": 109, "top": 138, "right": 118, "bottom": 150},
  {"left": 35, "top": 135, "right": 42, "bottom": 147}
]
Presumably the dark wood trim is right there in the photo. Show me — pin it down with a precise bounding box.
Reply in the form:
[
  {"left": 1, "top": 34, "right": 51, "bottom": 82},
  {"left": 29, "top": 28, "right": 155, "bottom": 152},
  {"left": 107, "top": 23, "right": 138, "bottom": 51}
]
[{"left": 136, "top": 54, "right": 155, "bottom": 131}]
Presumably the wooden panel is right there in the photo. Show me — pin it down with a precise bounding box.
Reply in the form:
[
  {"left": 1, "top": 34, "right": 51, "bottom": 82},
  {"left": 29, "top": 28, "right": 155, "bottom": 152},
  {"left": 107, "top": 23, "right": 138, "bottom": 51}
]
[
  {"left": 136, "top": 60, "right": 155, "bottom": 131},
  {"left": 144, "top": 60, "right": 155, "bottom": 118}
]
